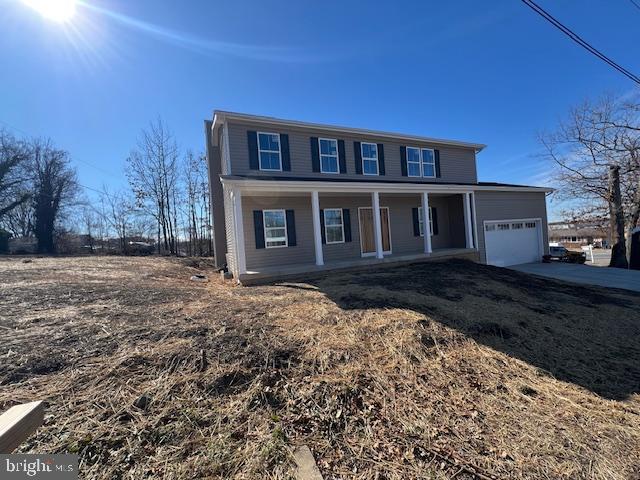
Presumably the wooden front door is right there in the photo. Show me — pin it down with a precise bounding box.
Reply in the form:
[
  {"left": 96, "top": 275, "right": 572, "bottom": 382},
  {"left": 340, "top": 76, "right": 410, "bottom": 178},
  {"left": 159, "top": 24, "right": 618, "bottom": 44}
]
[{"left": 358, "top": 207, "right": 391, "bottom": 256}]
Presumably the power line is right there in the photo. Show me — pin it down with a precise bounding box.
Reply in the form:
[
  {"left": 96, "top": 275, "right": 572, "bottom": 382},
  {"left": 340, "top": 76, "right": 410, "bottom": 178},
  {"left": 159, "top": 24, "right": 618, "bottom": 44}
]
[{"left": 521, "top": 0, "right": 640, "bottom": 85}]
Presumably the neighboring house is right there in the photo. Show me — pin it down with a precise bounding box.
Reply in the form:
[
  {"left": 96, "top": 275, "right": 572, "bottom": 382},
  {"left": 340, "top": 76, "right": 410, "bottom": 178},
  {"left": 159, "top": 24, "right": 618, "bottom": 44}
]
[
  {"left": 205, "top": 111, "right": 552, "bottom": 283},
  {"left": 548, "top": 221, "right": 609, "bottom": 249}
]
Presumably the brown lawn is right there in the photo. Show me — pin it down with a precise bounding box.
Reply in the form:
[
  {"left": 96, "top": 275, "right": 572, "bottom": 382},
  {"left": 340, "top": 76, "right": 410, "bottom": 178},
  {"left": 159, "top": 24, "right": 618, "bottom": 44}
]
[{"left": 1, "top": 256, "right": 639, "bottom": 479}]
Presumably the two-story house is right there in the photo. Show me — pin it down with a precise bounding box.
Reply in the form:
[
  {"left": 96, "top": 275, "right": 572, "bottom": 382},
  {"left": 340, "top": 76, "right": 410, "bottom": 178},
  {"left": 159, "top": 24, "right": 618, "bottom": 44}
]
[{"left": 205, "top": 111, "right": 551, "bottom": 283}]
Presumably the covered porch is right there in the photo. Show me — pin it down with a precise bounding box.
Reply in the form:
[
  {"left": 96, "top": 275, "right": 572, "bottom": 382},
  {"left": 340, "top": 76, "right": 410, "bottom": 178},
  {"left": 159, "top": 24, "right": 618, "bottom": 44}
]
[{"left": 223, "top": 178, "right": 479, "bottom": 283}]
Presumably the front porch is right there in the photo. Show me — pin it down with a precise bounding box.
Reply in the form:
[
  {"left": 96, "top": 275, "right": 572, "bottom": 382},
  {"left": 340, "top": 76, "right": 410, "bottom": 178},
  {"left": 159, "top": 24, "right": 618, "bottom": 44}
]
[
  {"left": 224, "top": 180, "right": 479, "bottom": 283},
  {"left": 238, "top": 247, "right": 479, "bottom": 285}
]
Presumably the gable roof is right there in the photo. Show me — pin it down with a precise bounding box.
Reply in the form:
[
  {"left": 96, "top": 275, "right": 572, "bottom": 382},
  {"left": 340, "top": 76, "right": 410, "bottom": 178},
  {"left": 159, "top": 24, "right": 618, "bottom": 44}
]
[{"left": 210, "top": 110, "right": 486, "bottom": 152}]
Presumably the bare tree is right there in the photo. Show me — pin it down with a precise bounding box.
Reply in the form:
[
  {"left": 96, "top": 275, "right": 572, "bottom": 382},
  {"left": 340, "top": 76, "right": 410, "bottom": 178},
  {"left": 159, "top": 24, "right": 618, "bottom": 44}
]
[
  {"left": 0, "top": 129, "right": 31, "bottom": 221},
  {"left": 31, "top": 140, "right": 79, "bottom": 254},
  {"left": 126, "top": 119, "right": 180, "bottom": 255},
  {"left": 540, "top": 94, "right": 640, "bottom": 267},
  {"left": 101, "top": 188, "right": 135, "bottom": 254},
  {"left": 183, "top": 150, "right": 212, "bottom": 256}
]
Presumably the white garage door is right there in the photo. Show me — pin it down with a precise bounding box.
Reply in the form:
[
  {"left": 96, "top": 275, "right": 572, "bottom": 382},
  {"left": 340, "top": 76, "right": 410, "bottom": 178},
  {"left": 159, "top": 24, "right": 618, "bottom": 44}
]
[{"left": 484, "top": 219, "right": 542, "bottom": 267}]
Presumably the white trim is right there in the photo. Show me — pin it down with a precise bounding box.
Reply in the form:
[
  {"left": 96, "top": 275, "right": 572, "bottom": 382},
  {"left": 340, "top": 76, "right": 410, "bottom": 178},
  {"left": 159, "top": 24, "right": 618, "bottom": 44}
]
[
  {"left": 463, "top": 192, "right": 474, "bottom": 249},
  {"left": 257, "top": 132, "right": 283, "bottom": 172},
  {"left": 358, "top": 205, "right": 392, "bottom": 257},
  {"left": 323, "top": 208, "right": 345, "bottom": 244},
  {"left": 231, "top": 189, "right": 246, "bottom": 275},
  {"left": 263, "top": 209, "right": 288, "bottom": 248},
  {"left": 211, "top": 110, "right": 486, "bottom": 151},
  {"left": 361, "top": 142, "right": 379, "bottom": 176},
  {"left": 311, "top": 191, "right": 324, "bottom": 266},
  {"left": 406, "top": 146, "right": 422, "bottom": 178},
  {"left": 318, "top": 137, "right": 340, "bottom": 174},
  {"left": 220, "top": 177, "right": 554, "bottom": 194},
  {"left": 417, "top": 206, "right": 435, "bottom": 237},
  {"left": 471, "top": 192, "right": 479, "bottom": 253},
  {"left": 483, "top": 217, "right": 543, "bottom": 266},
  {"left": 420, "top": 193, "right": 432, "bottom": 254}
]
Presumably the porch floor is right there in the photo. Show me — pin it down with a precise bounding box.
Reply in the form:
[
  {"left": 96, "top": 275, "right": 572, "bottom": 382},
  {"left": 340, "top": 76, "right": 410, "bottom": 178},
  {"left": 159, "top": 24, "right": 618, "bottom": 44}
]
[{"left": 238, "top": 248, "right": 479, "bottom": 284}]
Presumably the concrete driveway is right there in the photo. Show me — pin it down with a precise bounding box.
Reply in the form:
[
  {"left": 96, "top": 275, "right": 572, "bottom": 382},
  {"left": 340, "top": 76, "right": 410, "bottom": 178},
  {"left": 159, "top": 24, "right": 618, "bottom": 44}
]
[{"left": 509, "top": 262, "right": 640, "bottom": 293}]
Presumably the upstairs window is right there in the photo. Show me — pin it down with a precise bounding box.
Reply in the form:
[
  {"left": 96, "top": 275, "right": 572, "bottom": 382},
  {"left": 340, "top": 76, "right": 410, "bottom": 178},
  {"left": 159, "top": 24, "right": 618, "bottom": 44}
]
[
  {"left": 361, "top": 142, "right": 379, "bottom": 175},
  {"left": 258, "top": 132, "right": 282, "bottom": 171},
  {"left": 417, "top": 207, "right": 434, "bottom": 237},
  {"left": 406, "top": 147, "right": 436, "bottom": 177},
  {"left": 323, "top": 208, "right": 345, "bottom": 244},
  {"left": 421, "top": 148, "right": 436, "bottom": 177},
  {"left": 319, "top": 138, "right": 339, "bottom": 174},
  {"left": 263, "top": 209, "right": 287, "bottom": 248},
  {"left": 406, "top": 147, "right": 421, "bottom": 177}
]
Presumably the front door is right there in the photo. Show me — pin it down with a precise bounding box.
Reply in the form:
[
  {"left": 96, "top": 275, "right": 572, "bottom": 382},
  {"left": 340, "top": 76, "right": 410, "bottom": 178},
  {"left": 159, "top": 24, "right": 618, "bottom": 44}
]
[{"left": 358, "top": 207, "right": 392, "bottom": 256}]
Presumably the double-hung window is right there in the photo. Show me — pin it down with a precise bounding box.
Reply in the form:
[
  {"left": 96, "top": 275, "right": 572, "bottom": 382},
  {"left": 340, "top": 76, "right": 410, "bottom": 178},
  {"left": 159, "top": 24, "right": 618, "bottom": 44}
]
[
  {"left": 361, "top": 142, "right": 379, "bottom": 175},
  {"left": 417, "top": 206, "right": 434, "bottom": 237},
  {"left": 407, "top": 147, "right": 436, "bottom": 178},
  {"left": 323, "top": 208, "right": 345, "bottom": 244},
  {"left": 258, "top": 132, "right": 282, "bottom": 171},
  {"left": 407, "top": 147, "right": 422, "bottom": 177},
  {"left": 319, "top": 138, "right": 339, "bottom": 174},
  {"left": 263, "top": 209, "right": 287, "bottom": 248}
]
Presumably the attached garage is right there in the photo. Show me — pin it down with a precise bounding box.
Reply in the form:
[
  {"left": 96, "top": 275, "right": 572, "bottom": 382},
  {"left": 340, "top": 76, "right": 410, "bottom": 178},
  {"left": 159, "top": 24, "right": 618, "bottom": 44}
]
[{"left": 483, "top": 218, "right": 543, "bottom": 267}]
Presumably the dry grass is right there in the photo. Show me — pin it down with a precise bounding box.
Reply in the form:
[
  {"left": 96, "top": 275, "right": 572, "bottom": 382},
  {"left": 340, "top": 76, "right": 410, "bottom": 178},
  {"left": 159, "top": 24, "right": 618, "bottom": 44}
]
[{"left": 1, "top": 256, "right": 639, "bottom": 479}]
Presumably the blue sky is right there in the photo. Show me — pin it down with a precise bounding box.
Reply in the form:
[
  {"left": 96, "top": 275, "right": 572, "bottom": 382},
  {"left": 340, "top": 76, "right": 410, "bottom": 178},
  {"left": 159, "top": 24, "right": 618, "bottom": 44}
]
[{"left": 1, "top": 0, "right": 639, "bottom": 219}]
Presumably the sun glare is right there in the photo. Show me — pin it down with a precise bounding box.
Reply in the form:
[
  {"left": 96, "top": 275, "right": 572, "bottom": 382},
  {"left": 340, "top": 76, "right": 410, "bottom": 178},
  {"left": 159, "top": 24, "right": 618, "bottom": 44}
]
[{"left": 22, "top": 0, "right": 77, "bottom": 22}]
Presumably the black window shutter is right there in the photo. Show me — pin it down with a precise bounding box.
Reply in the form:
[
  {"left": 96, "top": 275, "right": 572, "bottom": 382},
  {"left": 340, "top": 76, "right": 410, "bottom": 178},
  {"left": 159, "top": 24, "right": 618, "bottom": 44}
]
[
  {"left": 248, "top": 131, "right": 259, "bottom": 170},
  {"left": 377, "top": 143, "right": 385, "bottom": 175},
  {"left": 286, "top": 209, "right": 296, "bottom": 246},
  {"left": 400, "top": 146, "right": 407, "bottom": 176},
  {"left": 434, "top": 149, "right": 441, "bottom": 178},
  {"left": 412, "top": 208, "right": 420, "bottom": 236},
  {"left": 253, "top": 210, "right": 265, "bottom": 248},
  {"left": 280, "top": 134, "right": 291, "bottom": 171},
  {"left": 338, "top": 140, "right": 346, "bottom": 173},
  {"left": 319, "top": 209, "right": 326, "bottom": 244},
  {"left": 354, "top": 142, "right": 362, "bottom": 174},
  {"left": 310, "top": 137, "right": 320, "bottom": 172},
  {"left": 432, "top": 207, "right": 439, "bottom": 235},
  {"left": 343, "top": 208, "right": 352, "bottom": 242}
]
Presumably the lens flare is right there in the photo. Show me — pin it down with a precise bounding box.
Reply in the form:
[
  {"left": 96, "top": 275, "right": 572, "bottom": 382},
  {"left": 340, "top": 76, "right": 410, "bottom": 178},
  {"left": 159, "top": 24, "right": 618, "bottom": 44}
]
[{"left": 22, "top": 0, "right": 76, "bottom": 22}]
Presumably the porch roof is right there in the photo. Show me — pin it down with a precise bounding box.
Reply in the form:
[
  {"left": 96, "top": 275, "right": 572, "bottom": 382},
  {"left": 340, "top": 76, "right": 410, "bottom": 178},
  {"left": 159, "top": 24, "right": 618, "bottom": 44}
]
[{"left": 220, "top": 175, "right": 553, "bottom": 194}]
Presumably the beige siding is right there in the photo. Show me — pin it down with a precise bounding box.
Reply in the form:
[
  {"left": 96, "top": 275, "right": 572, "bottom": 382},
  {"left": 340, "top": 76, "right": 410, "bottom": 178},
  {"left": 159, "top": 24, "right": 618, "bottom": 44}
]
[
  {"left": 227, "top": 121, "right": 477, "bottom": 184},
  {"left": 240, "top": 193, "right": 467, "bottom": 271},
  {"left": 474, "top": 191, "right": 549, "bottom": 263}
]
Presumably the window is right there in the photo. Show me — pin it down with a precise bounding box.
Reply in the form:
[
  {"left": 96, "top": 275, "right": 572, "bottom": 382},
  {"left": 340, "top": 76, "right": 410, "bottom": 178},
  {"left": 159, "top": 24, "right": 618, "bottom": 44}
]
[
  {"left": 319, "top": 138, "right": 339, "bottom": 174},
  {"left": 258, "top": 132, "right": 282, "bottom": 171},
  {"left": 512, "top": 222, "right": 524, "bottom": 229},
  {"left": 417, "top": 207, "right": 434, "bottom": 237},
  {"left": 324, "top": 208, "right": 345, "bottom": 244},
  {"left": 497, "top": 223, "right": 510, "bottom": 230},
  {"left": 407, "top": 147, "right": 421, "bottom": 177},
  {"left": 361, "top": 142, "right": 379, "bottom": 175},
  {"left": 263, "top": 210, "right": 287, "bottom": 248},
  {"left": 421, "top": 148, "right": 436, "bottom": 178},
  {"left": 406, "top": 147, "right": 435, "bottom": 177},
  {"left": 525, "top": 222, "right": 536, "bottom": 229}
]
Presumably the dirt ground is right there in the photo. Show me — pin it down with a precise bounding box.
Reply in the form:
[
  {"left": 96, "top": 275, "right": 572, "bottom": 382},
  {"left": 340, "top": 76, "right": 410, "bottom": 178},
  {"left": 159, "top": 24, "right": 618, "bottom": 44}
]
[{"left": 1, "top": 256, "right": 640, "bottom": 479}]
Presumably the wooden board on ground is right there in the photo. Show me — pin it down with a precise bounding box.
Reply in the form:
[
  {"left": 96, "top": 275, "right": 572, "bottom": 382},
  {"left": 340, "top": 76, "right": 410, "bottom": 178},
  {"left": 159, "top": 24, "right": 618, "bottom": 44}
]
[
  {"left": 293, "top": 445, "right": 324, "bottom": 480},
  {"left": 0, "top": 401, "right": 45, "bottom": 453}
]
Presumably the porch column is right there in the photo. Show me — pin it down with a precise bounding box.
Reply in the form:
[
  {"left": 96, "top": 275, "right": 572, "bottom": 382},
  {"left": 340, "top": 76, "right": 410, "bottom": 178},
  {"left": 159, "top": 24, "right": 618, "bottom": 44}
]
[
  {"left": 372, "top": 191, "right": 384, "bottom": 259},
  {"left": 421, "top": 192, "right": 432, "bottom": 254},
  {"left": 463, "top": 192, "right": 475, "bottom": 249},
  {"left": 311, "top": 191, "right": 324, "bottom": 266},
  {"left": 232, "top": 188, "right": 247, "bottom": 275}
]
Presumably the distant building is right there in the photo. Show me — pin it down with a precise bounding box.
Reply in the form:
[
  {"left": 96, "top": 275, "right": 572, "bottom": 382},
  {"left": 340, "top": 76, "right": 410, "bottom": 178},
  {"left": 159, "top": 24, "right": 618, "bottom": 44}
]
[{"left": 548, "top": 221, "right": 609, "bottom": 249}]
